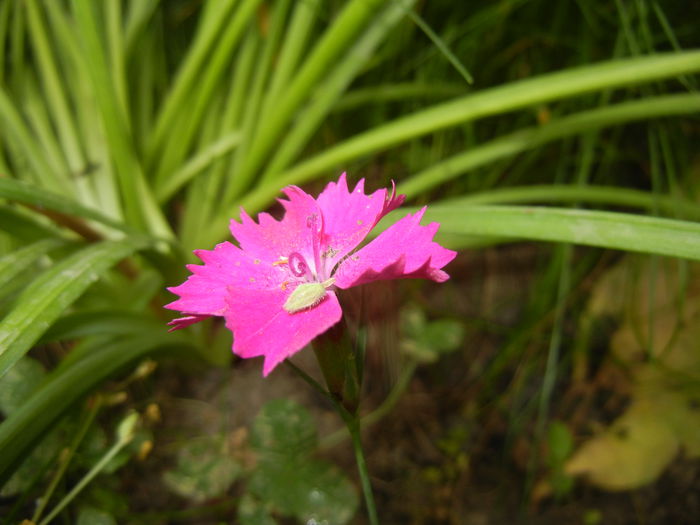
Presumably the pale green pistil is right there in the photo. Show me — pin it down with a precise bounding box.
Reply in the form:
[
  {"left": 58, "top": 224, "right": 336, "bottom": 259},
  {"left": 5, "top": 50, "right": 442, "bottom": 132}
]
[{"left": 283, "top": 278, "right": 335, "bottom": 313}]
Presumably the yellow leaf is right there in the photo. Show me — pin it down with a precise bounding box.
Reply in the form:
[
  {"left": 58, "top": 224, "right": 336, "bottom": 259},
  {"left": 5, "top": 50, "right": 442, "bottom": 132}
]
[{"left": 565, "top": 399, "right": 678, "bottom": 491}]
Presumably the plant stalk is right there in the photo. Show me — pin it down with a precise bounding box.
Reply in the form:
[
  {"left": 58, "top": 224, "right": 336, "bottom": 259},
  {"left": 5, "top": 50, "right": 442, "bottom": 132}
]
[
  {"left": 285, "top": 360, "right": 379, "bottom": 524},
  {"left": 346, "top": 414, "right": 379, "bottom": 525}
]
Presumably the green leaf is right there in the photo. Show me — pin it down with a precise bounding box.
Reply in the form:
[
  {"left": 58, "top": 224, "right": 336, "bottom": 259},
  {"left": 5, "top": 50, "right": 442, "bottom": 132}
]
[
  {"left": 0, "top": 356, "right": 45, "bottom": 416},
  {"left": 0, "top": 238, "right": 149, "bottom": 378},
  {"left": 155, "top": 131, "right": 241, "bottom": 203},
  {"left": 0, "top": 334, "right": 191, "bottom": 487},
  {"left": 400, "top": 306, "right": 464, "bottom": 363},
  {"left": 0, "top": 238, "right": 65, "bottom": 299},
  {"left": 239, "top": 0, "right": 387, "bottom": 184},
  {"left": 0, "top": 354, "right": 61, "bottom": 498},
  {"left": 24, "top": 0, "right": 85, "bottom": 176},
  {"left": 71, "top": 0, "right": 171, "bottom": 238},
  {"left": 400, "top": 93, "right": 700, "bottom": 199},
  {"left": 237, "top": 494, "right": 277, "bottom": 525},
  {"left": 250, "top": 460, "right": 357, "bottom": 524},
  {"left": 39, "top": 310, "right": 161, "bottom": 343},
  {"left": 147, "top": 0, "right": 239, "bottom": 158},
  {"left": 418, "top": 205, "right": 700, "bottom": 261},
  {"left": 249, "top": 400, "right": 358, "bottom": 523},
  {"left": 237, "top": 51, "right": 700, "bottom": 216},
  {"left": 76, "top": 506, "right": 117, "bottom": 525},
  {"left": 1, "top": 426, "right": 60, "bottom": 498},
  {"left": 251, "top": 399, "right": 317, "bottom": 463},
  {"left": 548, "top": 421, "right": 574, "bottom": 466},
  {"left": 0, "top": 178, "right": 132, "bottom": 233},
  {"left": 259, "top": 0, "right": 417, "bottom": 184},
  {"left": 0, "top": 87, "right": 66, "bottom": 193},
  {"left": 163, "top": 434, "right": 241, "bottom": 502},
  {"left": 436, "top": 185, "right": 700, "bottom": 222},
  {"left": 0, "top": 205, "right": 62, "bottom": 241}
]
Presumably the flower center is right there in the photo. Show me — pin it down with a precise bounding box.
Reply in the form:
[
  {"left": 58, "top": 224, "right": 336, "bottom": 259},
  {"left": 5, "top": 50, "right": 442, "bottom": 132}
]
[
  {"left": 288, "top": 252, "right": 309, "bottom": 278},
  {"left": 278, "top": 213, "right": 339, "bottom": 313}
]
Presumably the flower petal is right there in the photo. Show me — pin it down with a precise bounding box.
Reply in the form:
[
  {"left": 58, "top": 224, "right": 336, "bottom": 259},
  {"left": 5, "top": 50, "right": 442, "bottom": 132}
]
[
  {"left": 229, "top": 185, "right": 320, "bottom": 264},
  {"left": 316, "top": 173, "right": 405, "bottom": 274},
  {"left": 225, "top": 286, "right": 342, "bottom": 376},
  {"left": 333, "top": 207, "right": 457, "bottom": 288},
  {"left": 167, "top": 314, "right": 211, "bottom": 331},
  {"left": 165, "top": 241, "right": 284, "bottom": 319}
]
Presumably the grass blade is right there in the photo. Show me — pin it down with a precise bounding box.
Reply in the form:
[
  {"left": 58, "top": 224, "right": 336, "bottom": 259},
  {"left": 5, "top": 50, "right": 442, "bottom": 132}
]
[
  {"left": 421, "top": 205, "right": 700, "bottom": 261},
  {"left": 237, "top": 51, "right": 700, "bottom": 217},
  {"left": 441, "top": 185, "right": 700, "bottom": 221},
  {"left": 0, "top": 178, "right": 133, "bottom": 234},
  {"left": 0, "top": 333, "right": 192, "bottom": 487},
  {"left": 0, "top": 238, "right": 150, "bottom": 377},
  {"left": 24, "top": 0, "right": 85, "bottom": 176},
  {"left": 260, "top": 0, "right": 418, "bottom": 182},
  {"left": 71, "top": 0, "right": 171, "bottom": 237},
  {"left": 400, "top": 92, "right": 700, "bottom": 198},
  {"left": 239, "top": 0, "right": 387, "bottom": 184},
  {"left": 0, "top": 239, "right": 65, "bottom": 295}
]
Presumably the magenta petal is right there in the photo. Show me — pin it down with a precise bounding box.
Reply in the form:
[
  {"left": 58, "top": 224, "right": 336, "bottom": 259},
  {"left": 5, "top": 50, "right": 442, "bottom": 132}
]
[
  {"left": 229, "top": 185, "right": 320, "bottom": 264},
  {"left": 333, "top": 207, "right": 457, "bottom": 288},
  {"left": 165, "top": 241, "right": 284, "bottom": 317},
  {"left": 225, "top": 287, "right": 342, "bottom": 376},
  {"left": 168, "top": 314, "right": 211, "bottom": 331},
  {"left": 382, "top": 180, "right": 406, "bottom": 216},
  {"left": 316, "top": 173, "right": 395, "bottom": 271}
]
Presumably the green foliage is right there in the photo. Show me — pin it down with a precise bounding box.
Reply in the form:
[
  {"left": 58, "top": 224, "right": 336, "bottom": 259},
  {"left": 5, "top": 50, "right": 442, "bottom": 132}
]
[
  {"left": 565, "top": 258, "right": 700, "bottom": 491},
  {"left": 400, "top": 305, "right": 464, "bottom": 362},
  {"left": 0, "top": 356, "right": 45, "bottom": 415},
  {"left": 546, "top": 421, "right": 574, "bottom": 497},
  {"left": 160, "top": 399, "right": 357, "bottom": 524},
  {"left": 0, "top": 0, "right": 697, "bottom": 520},
  {"left": 163, "top": 434, "right": 242, "bottom": 503},
  {"left": 0, "top": 356, "right": 62, "bottom": 499},
  {"left": 76, "top": 506, "right": 117, "bottom": 525},
  {"left": 249, "top": 400, "right": 358, "bottom": 524},
  {"left": 237, "top": 493, "right": 278, "bottom": 525}
]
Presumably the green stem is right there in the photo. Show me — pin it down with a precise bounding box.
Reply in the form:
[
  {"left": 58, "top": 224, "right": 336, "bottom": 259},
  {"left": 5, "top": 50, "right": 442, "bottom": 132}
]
[
  {"left": 32, "top": 396, "right": 102, "bottom": 523},
  {"left": 321, "top": 359, "right": 417, "bottom": 450},
  {"left": 285, "top": 360, "right": 379, "bottom": 524},
  {"left": 38, "top": 412, "right": 138, "bottom": 525},
  {"left": 346, "top": 415, "right": 379, "bottom": 525},
  {"left": 285, "top": 359, "right": 340, "bottom": 410}
]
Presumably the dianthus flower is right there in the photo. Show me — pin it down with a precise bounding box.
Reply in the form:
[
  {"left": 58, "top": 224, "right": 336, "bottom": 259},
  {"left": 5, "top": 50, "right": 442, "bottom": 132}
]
[{"left": 166, "top": 173, "right": 456, "bottom": 375}]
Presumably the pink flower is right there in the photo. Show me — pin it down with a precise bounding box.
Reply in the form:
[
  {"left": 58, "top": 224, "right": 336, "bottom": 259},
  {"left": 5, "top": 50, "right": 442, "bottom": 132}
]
[{"left": 166, "top": 173, "right": 456, "bottom": 376}]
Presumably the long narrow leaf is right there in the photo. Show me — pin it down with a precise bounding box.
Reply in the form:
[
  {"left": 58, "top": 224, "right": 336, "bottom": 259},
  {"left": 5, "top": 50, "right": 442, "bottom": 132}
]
[
  {"left": 0, "top": 206, "right": 63, "bottom": 241},
  {"left": 260, "top": 0, "right": 417, "bottom": 183},
  {"left": 400, "top": 92, "right": 700, "bottom": 198},
  {"left": 153, "top": 0, "right": 262, "bottom": 187},
  {"left": 0, "top": 238, "right": 65, "bottom": 295},
  {"left": 0, "top": 178, "right": 133, "bottom": 234},
  {"left": 24, "top": 0, "right": 85, "bottom": 175},
  {"left": 421, "top": 205, "right": 700, "bottom": 261},
  {"left": 0, "top": 238, "right": 149, "bottom": 377},
  {"left": 156, "top": 132, "right": 242, "bottom": 203},
  {"left": 0, "top": 88, "right": 65, "bottom": 193},
  {"left": 439, "top": 185, "right": 700, "bottom": 221},
  {"left": 147, "top": 0, "right": 239, "bottom": 158},
  {"left": 240, "top": 50, "right": 700, "bottom": 214},
  {"left": 239, "top": 0, "right": 386, "bottom": 183},
  {"left": 0, "top": 334, "right": 193, "bottom": 487},
  {"left": 72, "top": 0, "right": 171, "bottom": 238}
]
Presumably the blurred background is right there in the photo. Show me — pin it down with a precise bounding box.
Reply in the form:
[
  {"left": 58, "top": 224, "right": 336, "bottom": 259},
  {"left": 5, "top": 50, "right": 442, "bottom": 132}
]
[{"left": 0, "top": 0, "right": 699, "bottom": 523}]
